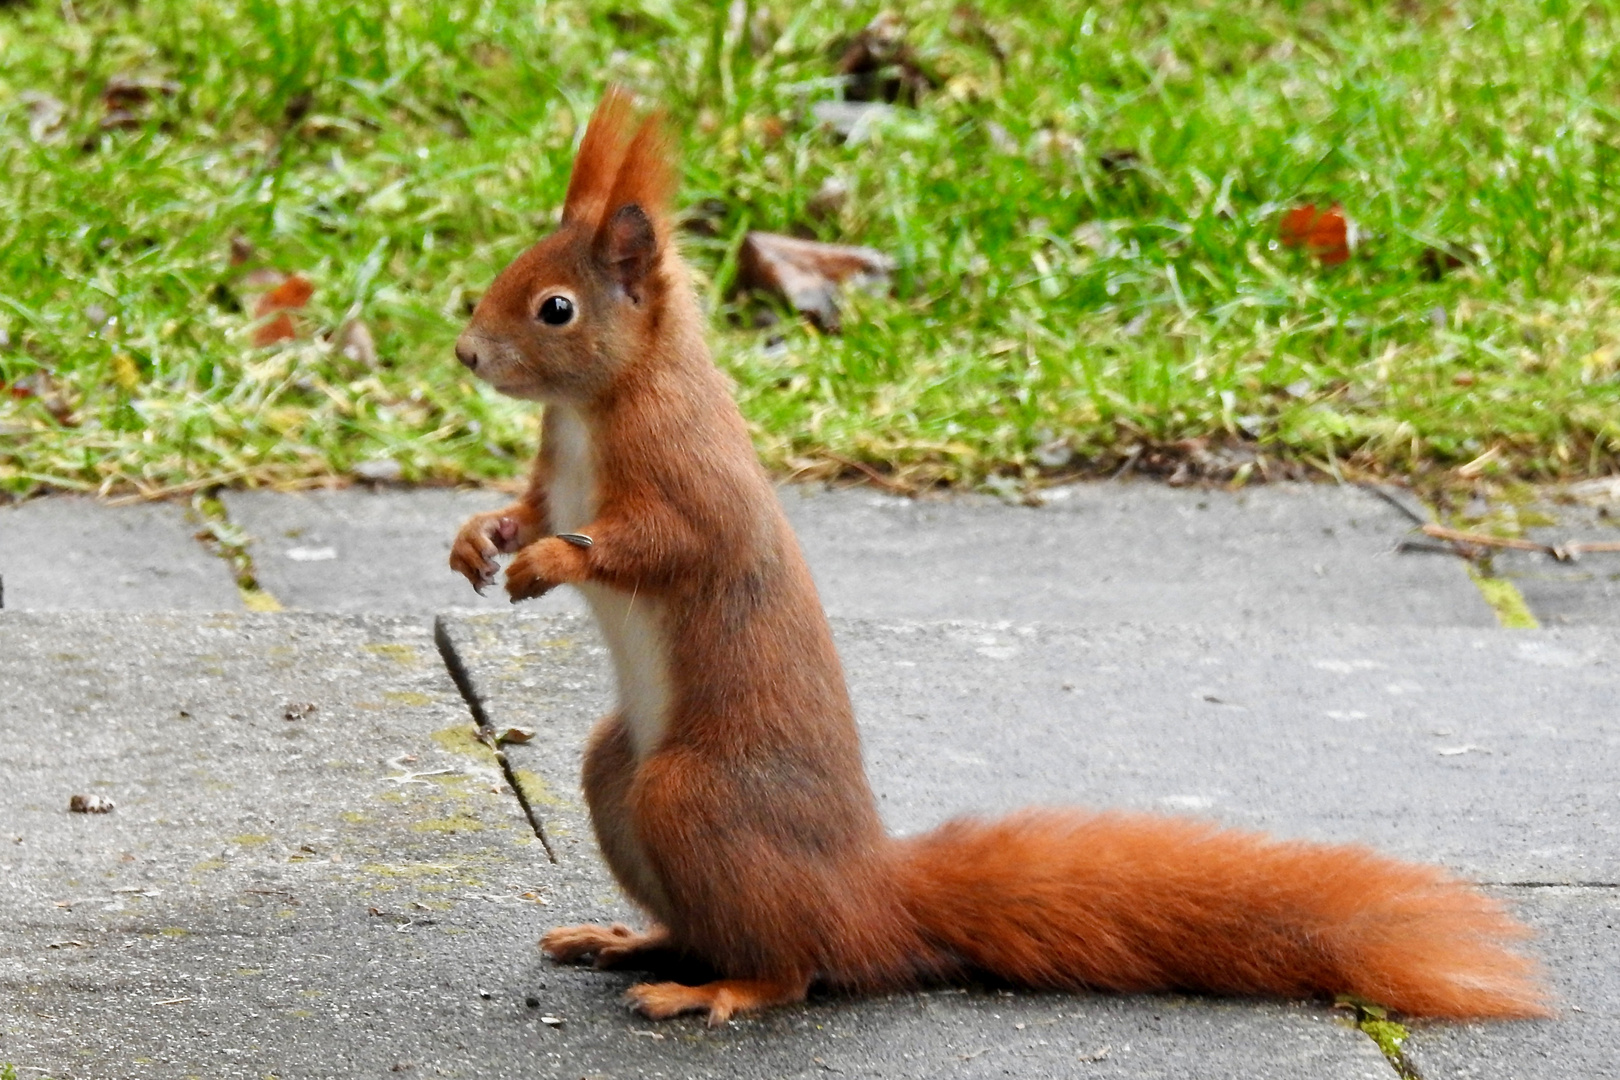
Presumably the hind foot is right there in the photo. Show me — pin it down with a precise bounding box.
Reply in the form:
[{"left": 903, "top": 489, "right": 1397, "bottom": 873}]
[{"left": 625, "top": 975, "right": 810, "bottom": 1026}]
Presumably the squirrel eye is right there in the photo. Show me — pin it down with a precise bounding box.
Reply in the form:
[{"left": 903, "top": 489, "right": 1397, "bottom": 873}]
[{"left": 537, "top": 295, "right": 574, "bottom": 326}]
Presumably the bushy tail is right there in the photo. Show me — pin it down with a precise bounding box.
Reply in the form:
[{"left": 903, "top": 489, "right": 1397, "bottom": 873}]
[{"left": 893, "top": 810, "right": 1547, "bottom": 1018}]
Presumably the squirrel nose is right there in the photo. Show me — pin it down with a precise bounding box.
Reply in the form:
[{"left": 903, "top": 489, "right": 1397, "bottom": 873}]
[{"left": 454, "top": 337, "right": 479, "bottom": 371}]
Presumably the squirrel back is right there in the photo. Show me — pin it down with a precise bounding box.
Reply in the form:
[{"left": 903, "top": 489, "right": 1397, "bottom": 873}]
[{"left": 449, "top": 88, "right": 1548, "bottom": 1026}]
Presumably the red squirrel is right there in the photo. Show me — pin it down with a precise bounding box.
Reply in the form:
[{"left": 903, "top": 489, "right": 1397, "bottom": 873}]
[{"left": 447, "top": 87, "right": 1547, "bottom": 1026}]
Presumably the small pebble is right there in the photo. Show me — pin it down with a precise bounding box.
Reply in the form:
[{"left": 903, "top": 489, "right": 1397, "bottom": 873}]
[{"left": 69, "top": 794, "right": 114, "bottom": 814}]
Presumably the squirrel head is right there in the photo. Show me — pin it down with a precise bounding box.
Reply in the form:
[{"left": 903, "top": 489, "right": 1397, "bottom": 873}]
[{"left": 454, "top": 86, "right": 678, "bottom": 404}]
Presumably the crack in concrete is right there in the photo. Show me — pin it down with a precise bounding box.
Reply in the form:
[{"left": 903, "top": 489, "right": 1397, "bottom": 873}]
[
  {"left": 431, "top": 615, "right": 558, "bottom": 863},
  {"left": 188, "top": 491, "right": 282, "bottom": 611},
  {"left": 1484, "top": 881, "right": 1620, "bottom": 889},
  {"left": 1353, "top": 1004, "right": 1426, "bottom": 1080}
]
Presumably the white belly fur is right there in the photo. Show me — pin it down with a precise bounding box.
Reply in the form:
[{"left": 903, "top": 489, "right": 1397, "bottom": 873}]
[{"left": 545, "top": 405, "right": 673, "bottom": 760}]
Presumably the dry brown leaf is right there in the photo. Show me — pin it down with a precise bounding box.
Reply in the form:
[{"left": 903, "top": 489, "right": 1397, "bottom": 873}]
[
  {"left": 836, "top": 12, "right": 936, "bottom": 104},
  {"left": 738, "top": 232, "right": 895, "bottom": 332},
  {"left": 97, "top": 75, "right": 179, "bottom": 132},
  {"left": 1420, "top": 245, "right": 1468, "bottom": 281},
  {"left": 102, "top": 74, "right": 179, "bottom": 113},
  {"left": 807, "top": 177, "right": 850, "bottom": 220},
  {"left": 22, "top": 92, "right": 67, "bottom": 144},
  {"left": 337, "top": 319, "right": 378, "bottom": 366}
]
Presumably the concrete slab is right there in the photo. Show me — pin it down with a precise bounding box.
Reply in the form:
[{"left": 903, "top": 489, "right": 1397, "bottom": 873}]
[
  {"left": 444, "top": 612, "right": 1620, "bottom": 886},
  {"left": 0, "top": 613, "right": 1394, "bottom": 1078},
  {"left": 220, "top": 488, "right": 575, "bottom": 615},
  {"left": 1404, "top": 886, "right": 1620, "bottom": 1080},
  {"left": 782, "top": 481, "right": 1494, "bottom": 627},
  {"left": 0, "top": 497, "right": 240, "bottom": 611}
]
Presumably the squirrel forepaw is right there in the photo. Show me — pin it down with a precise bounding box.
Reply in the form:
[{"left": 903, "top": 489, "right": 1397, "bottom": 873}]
[
  {"left": 504, "top": 536, "right": 590, "bottom": 602},
  {"left": 450, "top": 511, "right": 526, "bottom": 593},
  {"left": 541, "top": 922, "right": 638, "bottom": 964}
]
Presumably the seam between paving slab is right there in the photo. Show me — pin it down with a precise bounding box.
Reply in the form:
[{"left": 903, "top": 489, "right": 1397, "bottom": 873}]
[
  {"left": 1352, "top": 1008, "right": 1422, "bottom": 1080},
  {"left": 188, "top": 492, "right": 284, "bottom": 612},
  {"left": 1488, "top": 881, "right": 1620, "bottom": 888},
  {"left": 432, "top": 614, "right": 558, "bottom": 863}
]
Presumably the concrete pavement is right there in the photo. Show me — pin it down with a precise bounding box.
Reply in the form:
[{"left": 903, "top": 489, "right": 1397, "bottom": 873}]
[{"left": 3, "top": 479, "right": 1619, "bottom": 1078}]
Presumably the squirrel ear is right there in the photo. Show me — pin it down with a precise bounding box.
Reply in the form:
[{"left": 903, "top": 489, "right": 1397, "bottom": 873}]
[{"left": 601, "top": 203, "right": 659, "bottom": 304}]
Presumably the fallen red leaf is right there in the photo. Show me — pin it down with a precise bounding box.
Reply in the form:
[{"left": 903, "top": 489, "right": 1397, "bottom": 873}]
[
  {"left": 254, "top": 274, "right": 314, "bottom": 317},
  {"left": 250, "top": 273, "right": 314, "bottom": 346},
  {"left": 1279, "top": 203, "right": 1350, "bottom": 265},
  {"left": 252, "top": 312, "right": 299, "bottom": 347}
]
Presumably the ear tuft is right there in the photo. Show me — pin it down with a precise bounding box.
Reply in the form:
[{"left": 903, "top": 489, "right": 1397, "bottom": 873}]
[
  {"left": 561, "top": 87, "right": 636, "bottom": 230},
  {"left": 602, "top": 204, "right": 658, "bottom": 303},
  {"left": 603, "top": 112, "right": 677, "bottom": 227},
  {"left": 560, "top": 87, "right": 679, "bottom": 301}
]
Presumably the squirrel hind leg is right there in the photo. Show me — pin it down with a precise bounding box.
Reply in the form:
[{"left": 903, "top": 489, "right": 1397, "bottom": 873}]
[
  {"left": 626, "top": 975, "right": 811, "bottom": 1026},
  {"left": 542, "top": 922, "right": 669, "bottom": 969}
]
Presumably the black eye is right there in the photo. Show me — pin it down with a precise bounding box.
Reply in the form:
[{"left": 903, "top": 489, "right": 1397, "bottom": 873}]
[{"left": 538, "top": 295, "right": 574, "bottom": 326}]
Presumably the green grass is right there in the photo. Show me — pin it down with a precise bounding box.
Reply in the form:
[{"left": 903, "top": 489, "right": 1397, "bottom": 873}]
[{"left": 2, "top": 0, "right": 1618, "bottom": 500}]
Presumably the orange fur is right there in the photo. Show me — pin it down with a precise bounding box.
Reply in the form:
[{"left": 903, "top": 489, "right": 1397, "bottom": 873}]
[
  {"left": 600, "top": 111, "right": 677, "bottom": 245},
  {"left": 562, "top": 88, "right": 636, "bottom": 229},
  {"left": 897, "top": 811, "right": 1544, "bottom": 1018},
  {"left": 448, "top": 87, "right": 1549, "bottom": 1026}
]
